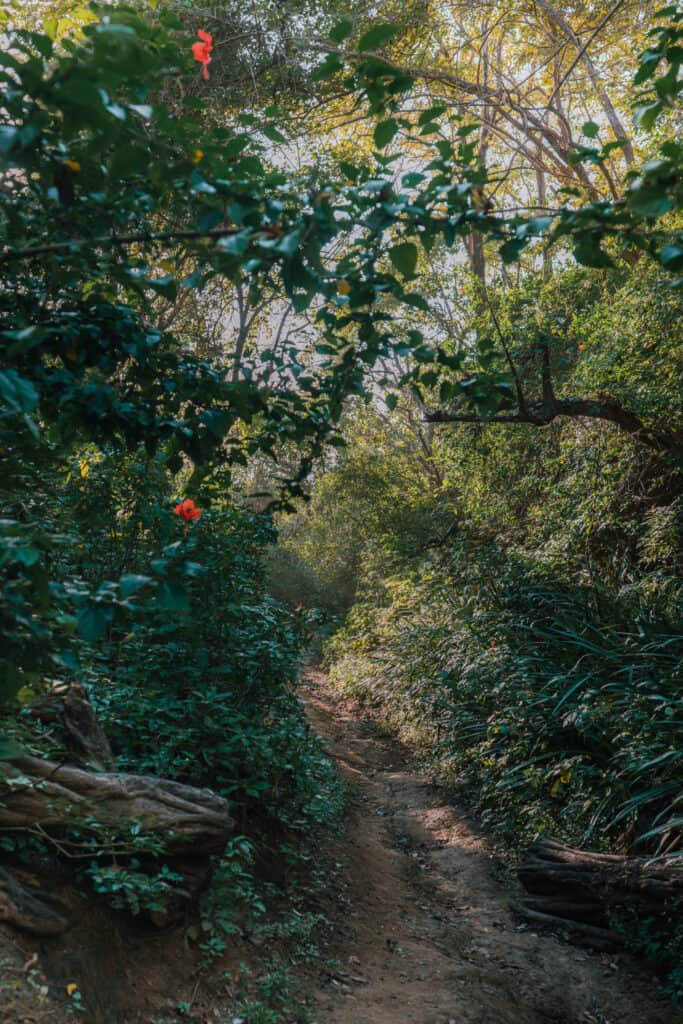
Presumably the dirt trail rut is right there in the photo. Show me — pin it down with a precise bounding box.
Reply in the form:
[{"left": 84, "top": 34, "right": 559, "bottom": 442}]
[{"left": 302, "top": 670, "right": 680, "bottom": 1024}]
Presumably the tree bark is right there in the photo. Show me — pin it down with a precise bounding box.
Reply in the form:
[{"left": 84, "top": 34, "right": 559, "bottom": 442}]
[
  {"left": 0, "top": 866, "right": 70, "bottom": 935},
  {"left": 517, "top": 838, "right": 683, "bottom": 940},
  {"left": 0, "top": 755, "right": 234, "bottom": 855},
  {"left": 28, "top": 685, "right": 114, "bottom": 771}
]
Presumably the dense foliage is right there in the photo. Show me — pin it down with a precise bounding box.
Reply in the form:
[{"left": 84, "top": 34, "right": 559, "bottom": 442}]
[
  {"left": 0, "top": 0, "right": 682, "bottom": 1016},
  {"left": 281, "top": 264, "right": 683, "bottom": 987}
]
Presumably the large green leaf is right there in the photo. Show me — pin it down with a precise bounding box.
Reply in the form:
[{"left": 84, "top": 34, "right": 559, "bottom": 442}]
[
  {"left": 329, "top": 20, "right": 353, "bottom": 43},
  {"left": 389, "top": 242, "right": 418, "bottom": 278},
  {"left": 358, "top": 23, "right": 400, "bottom": 52},
  {"left": 77, "top": 604, "right": 114, "bottom": 643},
  {"left": 374, "top": 118, "right": 399, "bottom": 148}
]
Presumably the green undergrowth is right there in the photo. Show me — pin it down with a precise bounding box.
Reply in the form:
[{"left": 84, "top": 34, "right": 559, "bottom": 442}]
[
  {"left": 290, "top": 368, "right": 683, "bottom": 995},
  {"left": 327, "top": 543, "right": 683, "bottom": 855},
  {"left": 0, "top": 471, "right": 345, "bottom": 1020},
  {"left": 324, "top": 538, "right": 683, "bottom": 994},
  {"left": 149, "top": 840, "right": 342, "bottom": 1024}
]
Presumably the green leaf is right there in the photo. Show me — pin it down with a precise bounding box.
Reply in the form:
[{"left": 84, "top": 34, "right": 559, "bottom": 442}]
[
  {"left": 358, "top": 24, "right": 400, "bottom": 52},
  {"left": 499, "top": 238, "right": 528, "bottom": 263},
  {"left": 633, "top": 101, "right": 662, "bottom": 129},
  {"left": 0, "top": 737, "right": 23, "bottom": 760},
  {"left": 0, "top": 664, "right": 21, "bottom": 704},
  {"left": 312, "top": 53, "right": 343, "bottom": 81},
  {"left": 14, "top": 546, "right": 40, "bottom": 567},
  {"left": 0, "top": 370, "right": 38, "bottom": 414},
  {"left": 262, "top": 124, "right": 287, "bottom": 143},
  {"left": 329, "top": 19, "right": 353, "bottom": 42},
  {"left": 374, "top": 118, "right": 399, "bottom": 148},
  {"left": 129, "top": 103, "right": 153, "bottom": 119},
  {"left": 77, "top": 605, "right": 113, "bottom": 643},
  {"left": 389, "top": 242, "right": 418, "bottom": 278},
  {"left": 157, "top": 581, "right": 189, "bottom": 611},
  {"left": 402, "top": 292, "right": 429, "bottom": 311},
  {"left": 217, "top": 230, "right": 252, "bottom": 255},
  {"left": 30, "top": 33, "right": 53, "bottom": 58},
  {"left": 147, "top": 274, "right": 177, "bottom": 300},
  {"left": 659, "top": 244, "right": 683, "bottom": 270},
  {"left": 573, "top": 235, "right": 614, "bottom": 268},
  {"left": 628, "top": 187, "right": 671, "bottom": 218},
  {"left": 119, "top": 574, "right": 152, "bottom": 598},
  {"left": 106, "top": 102, "right": 127, "bottom": 122},
  {"left": 582, "top": 120, "right": 600, "bottom": 138},
  {"left": 525, "top": 216, "right": 553, "bottom": 235},
  {"left": 418, "top": 104, "right": 448, "bottom": 125},
  {"left": 276, "top": 230, "right": 302, "bottom": 257},
  {"left": 0, "top": 126, "right": 18, "bottom": 156}
]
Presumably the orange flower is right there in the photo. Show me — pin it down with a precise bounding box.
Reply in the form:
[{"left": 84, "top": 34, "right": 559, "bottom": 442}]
[
  {"left": 173, "top": 498, "right": 201, "bottom": 522},
  {"left": 192, "top": 29, "right": 213, "bottom": 80}
]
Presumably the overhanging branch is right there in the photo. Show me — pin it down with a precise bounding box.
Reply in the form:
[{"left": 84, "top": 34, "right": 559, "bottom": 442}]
[{"left": 426, "top": 396, "right": 683, "bottom": 455}]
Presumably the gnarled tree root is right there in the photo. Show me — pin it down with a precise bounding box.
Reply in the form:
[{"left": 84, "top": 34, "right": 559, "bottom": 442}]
[
  {"left": 517, "top": 837, "right": 683, "bottom": 947},
  {"left": 0, "top": 755, "right": 234, "bottom": 855}
]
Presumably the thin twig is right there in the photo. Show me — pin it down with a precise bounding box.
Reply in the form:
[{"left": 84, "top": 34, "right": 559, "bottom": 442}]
[{"left": 545, "top": 0, "right": 628, "bottom": 113}]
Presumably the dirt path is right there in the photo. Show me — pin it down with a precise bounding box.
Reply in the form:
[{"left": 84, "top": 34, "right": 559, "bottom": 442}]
[{"left": 302, "top": 670, "right": 681, "bottom": 1024}]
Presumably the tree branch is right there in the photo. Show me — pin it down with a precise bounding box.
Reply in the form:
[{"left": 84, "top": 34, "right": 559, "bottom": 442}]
[
  {"left": 0, "top": 227, "right": 241, "bottom": 265},
  {"left": 426, "top": 396, "right": 683, "bottom": 454},
  {"left": 540, "top": 0, "right": 634, "bottom": 165}
]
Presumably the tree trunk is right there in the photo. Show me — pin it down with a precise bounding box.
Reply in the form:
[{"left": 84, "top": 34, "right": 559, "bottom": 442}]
[
  {"left": 0, "top": 755, "right": 234, "bottom": 855},
  {"left": 517, "top": 838, "right": 683, "bottom": 945}
]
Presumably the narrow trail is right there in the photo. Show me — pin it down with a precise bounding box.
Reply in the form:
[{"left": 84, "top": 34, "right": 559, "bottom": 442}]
[{"left": 301, "top": 670, "right": 680, "bottom": 1024}]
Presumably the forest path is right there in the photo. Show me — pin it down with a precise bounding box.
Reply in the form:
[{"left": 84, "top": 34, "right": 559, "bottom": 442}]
[{"left": 301, "top": 669, "right": 680, "bottom": 1024}]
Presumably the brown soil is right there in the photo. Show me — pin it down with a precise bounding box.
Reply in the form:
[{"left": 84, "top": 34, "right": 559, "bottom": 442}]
[{"left": 302, "top": 669, "right": 682, "bottom": 1024}]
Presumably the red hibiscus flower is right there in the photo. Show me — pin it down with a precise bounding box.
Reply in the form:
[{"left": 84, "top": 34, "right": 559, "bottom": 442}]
[
  {"left": 173, "top": 498, "right": 201, "bottom": 523},
  {"left": 191, "top": 29, "right": 213, "bottom": 80}
]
